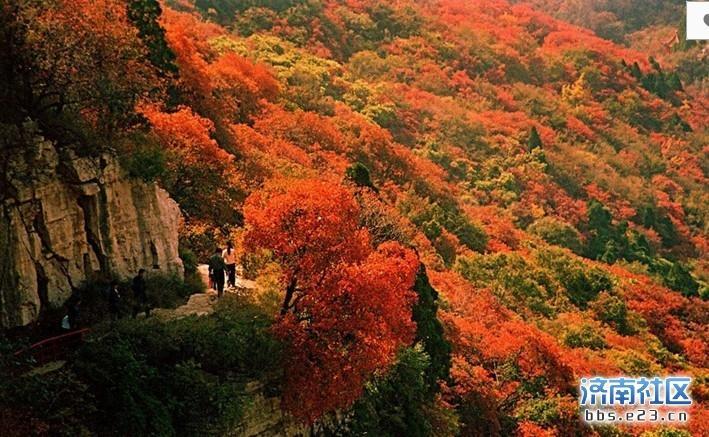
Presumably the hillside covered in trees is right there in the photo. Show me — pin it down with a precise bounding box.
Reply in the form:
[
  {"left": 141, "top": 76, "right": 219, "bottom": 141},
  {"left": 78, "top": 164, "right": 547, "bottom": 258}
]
[{"left": 1, "top": 0, "right": 707, "bottom": 435}]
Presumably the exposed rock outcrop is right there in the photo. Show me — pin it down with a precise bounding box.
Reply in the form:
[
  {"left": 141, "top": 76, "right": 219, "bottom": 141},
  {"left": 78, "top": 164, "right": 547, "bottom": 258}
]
[
  {"left": 0, "top": 125, "right": 183, "bottom": 328},
  {"left": 230, "top": 381, "right": 307, "bottom": 437}
]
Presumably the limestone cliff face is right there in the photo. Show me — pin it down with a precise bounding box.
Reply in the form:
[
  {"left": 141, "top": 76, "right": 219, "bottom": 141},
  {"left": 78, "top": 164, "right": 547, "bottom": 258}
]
[{"left": 0, "top": 127, "right": 183, "bottom": 328}]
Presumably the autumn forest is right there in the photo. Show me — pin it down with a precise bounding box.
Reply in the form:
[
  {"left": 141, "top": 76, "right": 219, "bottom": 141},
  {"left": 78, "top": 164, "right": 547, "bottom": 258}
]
[{"left": 0, "top": 0, "right": 707, "bottom": 436}]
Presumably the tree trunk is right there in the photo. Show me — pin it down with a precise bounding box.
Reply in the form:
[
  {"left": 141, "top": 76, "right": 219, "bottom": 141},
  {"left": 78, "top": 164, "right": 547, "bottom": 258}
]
[{"left": 281, "top": 277, "right": 297, "bottom": 316}]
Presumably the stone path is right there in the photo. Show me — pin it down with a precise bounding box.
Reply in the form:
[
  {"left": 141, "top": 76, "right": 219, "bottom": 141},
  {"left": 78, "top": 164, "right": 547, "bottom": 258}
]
[
  {"left": 24, "top": 360, "right": 67, "bottom": 377},
  {"left": 152, "top": 264, "right": 257, "bottom": 321},
  {"left": 22, "top": 264, "right": 258, "bottom": 376},
  {"left": 152, "top": 292, "right": 217, "bottom": 320},
  {"left": 197, "top": 263, "right": 258, "bottom": 290}
]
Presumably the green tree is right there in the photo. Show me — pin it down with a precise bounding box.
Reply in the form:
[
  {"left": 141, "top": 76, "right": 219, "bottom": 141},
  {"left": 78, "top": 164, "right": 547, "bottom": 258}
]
[
  {"left": 346, "top": 162, "right": 377, "bottom": 190},
  {"left": 332, "top": 347, "right": 435, "bottom": 437},
  {"left": 626, "top": 230, "right": 653, "bottom": 263},
  {"left": 536, "top": 248, "right": 613, "bottom": 309},
  {"left": 563, "top": 325, "right": 606, "bottom": 350},
  {"left": 528, "top": 126, "right": 543, "bottom": 150},
  {"left": 658, "top": 261, "right": 699, "bottom": 297},
  {"left": 667, "top": 72, "right": 683, "bottom": 91},
  {"left": 586, "top": 200, "right": 615, "bottom": 260},
  {"left": 528, "top": 217, "right": 583, "bottom": 254},
  {"left": 127, "top": 0, "right": 178, "bottom": 76},
  {"left": 655, "top": 215, "right": 679, "bottom": 247},
  {"left": 122, "top": 139, "right": 166, "bottom": 182},
  {"left": 590, "top": 292, "right": 632, "bottom": 335},
  {"left": 667, "top": 113, "right": 692, "bottom": 133},
  {"left": 640, "top": 204, "right": 679, "bottom": 247},
  {"left": 328, "top": 265, "right": 452, "bottom": 436},
  {"left": 412, "top": 264, "right": 451, "bottom": 395}
]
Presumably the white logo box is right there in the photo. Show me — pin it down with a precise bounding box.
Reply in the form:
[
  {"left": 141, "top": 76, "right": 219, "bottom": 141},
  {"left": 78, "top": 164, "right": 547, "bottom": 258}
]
[{"left": 687, "top": 1, "right": 709, "bottom": 40}]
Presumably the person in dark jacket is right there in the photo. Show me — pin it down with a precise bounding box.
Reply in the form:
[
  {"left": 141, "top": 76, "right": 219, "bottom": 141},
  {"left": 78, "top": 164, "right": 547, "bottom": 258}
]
[
  {"left": 66, "top": 292, "right": 81, "bottom": 329},
  {"left": 208, "top": 247, "right": 226, "bottom": 298},
  {"left": 108, "top": 281, "right": 121, "bottom": 321},
  {"left": 132, "top": 269, "right": 150, "bottom": 318},
  {"left": 62, "top": 291, "right": 81, "bottom": 330}
]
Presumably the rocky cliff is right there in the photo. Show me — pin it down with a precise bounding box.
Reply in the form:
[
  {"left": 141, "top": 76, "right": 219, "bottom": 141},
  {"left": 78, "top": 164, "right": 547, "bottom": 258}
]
[
  {"left": 230, "top": 381, "right": 308, "bottom": 437},
  {"left": 0, "top": 125, "right": 183, "bottom": 328}
]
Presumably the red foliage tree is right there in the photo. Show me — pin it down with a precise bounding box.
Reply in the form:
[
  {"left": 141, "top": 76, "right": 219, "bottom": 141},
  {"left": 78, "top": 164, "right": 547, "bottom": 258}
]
[
  {"left": 140, "top": 104, "right": 243, "bottom": 222},
  {"left": 5, "top": 0, "right": 159, "bottom": 134},
  {"left": 207, "top": 53, "right": 279, "bottom": 122},
  {"left": 431, "top": 270, "right": 578, "bottom": 435},
  {"left": 617, "top": 269, "right": 709, "bottom": 368},
  {"left": 162, "top": 8, "right": 277, "bottom": 127},
  {"left": 243, "top": 179, "right": 419, "bottom": 422}
]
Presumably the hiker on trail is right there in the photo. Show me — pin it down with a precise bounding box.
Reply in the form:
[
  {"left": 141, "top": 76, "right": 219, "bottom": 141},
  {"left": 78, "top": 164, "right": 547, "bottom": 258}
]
[
  {"left": 223, "top": 242, "right": 237, "bottom": 289},
  {"left": 108, "top": 281, "right": 122, "bottom": 321},
  {"left": 67, "top": 292, "right": 81, "bottom": 328},
  {"left": 132, "top": 268, "right": 150, "bottom": 318},
  {"left": 208, "top": 247, "right": 226, "bottom": 298}
]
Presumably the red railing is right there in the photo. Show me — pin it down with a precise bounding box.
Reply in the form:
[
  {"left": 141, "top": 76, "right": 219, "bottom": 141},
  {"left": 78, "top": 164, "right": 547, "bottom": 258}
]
[{"left": 13, "top": 328, "right": 90, "bottom": 366}]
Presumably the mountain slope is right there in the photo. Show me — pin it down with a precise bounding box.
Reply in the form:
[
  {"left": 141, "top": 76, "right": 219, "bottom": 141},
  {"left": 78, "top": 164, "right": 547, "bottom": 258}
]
[
  {"left": 160, "top": 1, "right": 709, "bottom": 433},
  {"left": 1, "top": 0, "right": 707, "bottom": 435}
]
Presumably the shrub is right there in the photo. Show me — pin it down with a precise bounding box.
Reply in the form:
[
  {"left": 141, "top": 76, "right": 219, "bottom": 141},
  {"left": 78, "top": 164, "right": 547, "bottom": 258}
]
[
  {"left": 106, "top": 296, "right": 282, "bottom": 375},
  {"left": 70, "top": 275, "right": 120, "bottom": 326},
  {"left": 331, "top": 346, "right": 440, "bottom": 437},
  {"left": 411, "top": 264, "right": 451, "bottom": 394},
  {"left": 70, "top": 272, "right": 202, "bottom": 328},
  {"left": 73, "top": 336, "right": 175, "bottom": 435},
  {"left": 590, "top": 292, "right": 633, "bottom": 335},
  {"left": 515, "top": 397, "right": 560, "bottom": 427},
  {"left": 0, "top": 368, "right": 95, "bottom": 437},
  {"left": 179, "top": 222, "right": 234, "bottom": 261},
  {"left": 431, "top": 229, "right": 458, "bottom": 267},
  {"left": 594, "top": 425, "right": 634, "bottom": 437},
  {"left": 640, "top": 429, "right": 692, "bottom": 437},
  {"left": 535, "top": 248, "right": 613, "bottom": 309},
  {"left": 240, "top": 248, "right": 274, "bottom": 280},
  {"left": 563, "top": 325, "right": 606, "bottom": 350},
  {"left": 399, "top": 194, "right": 487, "bottom": 253},
  {"left": 0, "top": 297, "right": 282, "bottom": 436},
  {"left": 345, "top": 162, "right": 376, "bottom": 190},
  {"left": 650, "top": 259, "right": 700, "bottom": 298},
  {"left": 179, "top": 247, "right": 198, "bottom": 275},
  {"left": 145, "top": 272, "right": 200, "bottom": 309},
  {"left": 528, "top": 217, "right": 583, "bottom": 254},
  {"left": 615, "top": 351, "right": 652, "bottom": 376},
  {"left": 356, "top": 192, "right": 413, "bottom": 247},
  {"left": 87, "top": 304, "right": 273, "bottom": 434},
  {"left": 445, "top": 210, "right": 485, "bottom": 252},
  {"left": 122, "top": 142, "right": 166, "bottom": 182},
  {"left": 455, "top": 253, "right": 557, "bottom": 317}
]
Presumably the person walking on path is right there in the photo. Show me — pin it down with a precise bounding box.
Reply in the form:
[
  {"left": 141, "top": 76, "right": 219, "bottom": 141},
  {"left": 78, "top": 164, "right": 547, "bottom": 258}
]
[
  {"left": 132, "top": 268, "right": 150, "bottom": 318},
  {"left": 208, "top": 247, "right": 226, "bottom": 298},
  {"left": 108, "top": 281, "right": 122, "bottom": 322},
  {"left": 63, "top": 292, "right": 81, "bottom": 330},
  {"left": 223, "top": 242, "right": 237, "bottom": 289}
]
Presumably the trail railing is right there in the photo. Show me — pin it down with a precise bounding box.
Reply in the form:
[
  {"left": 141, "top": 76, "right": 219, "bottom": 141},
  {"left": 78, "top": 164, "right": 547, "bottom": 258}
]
[{"left": 13, "top": 328, "right": 90, "bottom": 366}]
